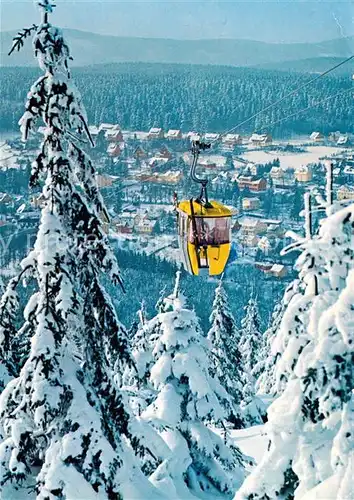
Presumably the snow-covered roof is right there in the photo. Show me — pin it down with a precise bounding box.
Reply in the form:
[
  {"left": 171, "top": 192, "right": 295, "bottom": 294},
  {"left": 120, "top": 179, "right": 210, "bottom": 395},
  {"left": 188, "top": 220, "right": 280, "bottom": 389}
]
[
  {"left": 223, "top": 133, "right": 241, "bottom": 142},
  {"left": 166, "top": 129, "right": 181, "bottom": 137},
  {"left": 204, "top": 133, "right": 220, "bottom": 141},
  {"left": 100, "top": 123, "right": 116, "bottom": 131},
  {"left": 249, "top": 133, "right": 271, "bottom": 142},
  {"left": 270, "top": 263, "right": 285, "bottom": 273},
  {"left": 310, "top": 131, "right": 323, "bottom": 139},
  {"left": 105, "top": 129, "right": 122, "bottom": 138},
  {"left": 337, "top": 135, "right": 349, "bottom": 145},
  {"left": 295, "top": 165, "right": 312, "bottom": 173},
  {"left": 240, "top": 217, "right": 264, "bottom": 227},
  {"left": 343, "top": 165, "right": 354, "bottom": 174},
  {"left": 88, "top": 125, "right": 100, "bottom": 135},
  {"left": 107, "top": 142, "right": 120, "bottom": 153}
]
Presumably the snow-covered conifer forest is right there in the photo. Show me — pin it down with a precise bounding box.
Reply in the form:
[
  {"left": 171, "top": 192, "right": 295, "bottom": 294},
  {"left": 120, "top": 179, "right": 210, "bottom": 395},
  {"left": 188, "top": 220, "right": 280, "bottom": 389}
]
[{"left": 0, "top": 1, "right": 353, "bottom": 499}]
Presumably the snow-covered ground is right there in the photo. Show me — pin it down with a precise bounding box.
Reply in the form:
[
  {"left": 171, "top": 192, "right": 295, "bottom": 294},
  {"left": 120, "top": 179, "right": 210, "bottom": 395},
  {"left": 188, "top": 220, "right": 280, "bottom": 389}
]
[
  {"left": 241, "top": 146, "right": 341, "bottom": 169},
  {"left": 231, "top": 424, "right": 268, "bottom": 467},
  {"left": 0, "top": 143, "right": 19, "bottom": 169}
]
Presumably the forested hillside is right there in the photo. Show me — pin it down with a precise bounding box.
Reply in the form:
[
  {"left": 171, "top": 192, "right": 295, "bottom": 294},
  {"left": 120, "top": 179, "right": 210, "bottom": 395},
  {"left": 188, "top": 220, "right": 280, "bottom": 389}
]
[{"left": 1, "top": 63, "right": 352, "bottom": 136}]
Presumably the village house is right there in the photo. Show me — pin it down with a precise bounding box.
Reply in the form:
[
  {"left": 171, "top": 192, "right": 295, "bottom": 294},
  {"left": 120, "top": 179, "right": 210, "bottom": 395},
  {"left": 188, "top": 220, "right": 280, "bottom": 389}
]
[
  {"left": 105, "top": 128, "right": 123, "bottom": 142},
  {"left": 100, "top": 123, "right": 116, "bottom": 132},
  {"left": 239, "top": 217, "right": 267, "bottom": 236},
  {"left": 204, "top": 133, "right": 220, "bottom": 143},
  {"left": 249, "top": 133, "right": 272, "bottom": 146},
  {"left": 147, "top": 127, "right": 164, "bottom": 140},
  {"left": 107, "top": 143, "right": 121, "bottom": 157},
  {"left": 237, "top": 175, "right": 267, "bottom": 192},
  {"left": 267, "top": 222, "right": 284, "bottom": 238},
  {"left": 135, "top": 218, "right": 157, "bottom": 234},
  {"left": 0, "top": 193, "right": 13, "bottom": 205},
  {"left": 242, "top": 197, "right": 261, "bottom": 211},
  {"left": 337, "top": 185, "right": 354, "bottom": 201},
  {"left": 295, "top": 165, "right": 312, "bottom": 183},
  {"left": 270, "top": 166, "right": 285, "bottom": 183},
  {"left": 154, "top": 171, "right": 183, "bottom": 184},
  {"left": 114, "top": 221, "right": 134, "bottom": 234},
  {"left": 239, "top": 233, "right": 259, "bottom": 247},
  {"left": 337, "top": 135, "right": 349, "bottom": 146},
  {"left": 166, "top": 129, "right": 182, "bottom": 140},
  {"left": 30, "top": 193, "right": 47, "bottom": 209},
  {"left": 133, "top": 146, "right": 147, "bottom": 160},
  {"left": 221, "top": 134, "right": 242, "bottom": 151},
  {"left": 158, "top": 146, "right": 173, "bottom": 160},
  {"left": 187, "top": 132, "right": 201, "bottom": 142},
  {"left": 310, "top": 131, "right": 324, "bottom": 142},
  {"left": 267, "top": 263, "right": 287, "bottom": 278},
  {"left": 258, "top": 236, "right": 272, "bottom": 255},
  {"left": 88, "top": 125, "right": 100, "bottom": 137}
]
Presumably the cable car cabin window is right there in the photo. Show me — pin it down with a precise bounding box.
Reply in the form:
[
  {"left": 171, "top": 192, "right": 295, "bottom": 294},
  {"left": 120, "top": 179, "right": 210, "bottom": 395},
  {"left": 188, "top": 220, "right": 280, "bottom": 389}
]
[{"left": 189, "top": 217, "right": 231, "bottom": 246}]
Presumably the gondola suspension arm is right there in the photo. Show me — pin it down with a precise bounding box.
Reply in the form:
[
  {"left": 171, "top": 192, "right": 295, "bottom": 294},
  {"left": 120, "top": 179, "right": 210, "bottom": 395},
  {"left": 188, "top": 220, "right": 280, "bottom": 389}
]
[{"left": 190, "top": 140, "right": 211, "bottom": 206}]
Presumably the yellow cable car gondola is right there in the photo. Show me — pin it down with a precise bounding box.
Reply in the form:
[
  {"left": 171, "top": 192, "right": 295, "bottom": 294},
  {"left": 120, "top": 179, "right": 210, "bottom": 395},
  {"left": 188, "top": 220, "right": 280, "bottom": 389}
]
[{"left": 175, "top": 141, "right": 232, "bottom": 276}]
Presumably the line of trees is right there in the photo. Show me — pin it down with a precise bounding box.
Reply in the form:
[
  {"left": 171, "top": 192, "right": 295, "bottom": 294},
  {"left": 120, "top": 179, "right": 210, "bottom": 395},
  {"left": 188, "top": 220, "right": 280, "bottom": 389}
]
[{"left": 1, "top": 63, "right": 352, "bottom": 136}]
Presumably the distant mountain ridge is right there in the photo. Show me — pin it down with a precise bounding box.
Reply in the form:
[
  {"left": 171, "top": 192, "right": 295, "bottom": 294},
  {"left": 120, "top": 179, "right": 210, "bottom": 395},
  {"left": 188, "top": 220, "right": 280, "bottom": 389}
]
[{"left": 1, "top": 28, "right": 353, "bottom": 69}]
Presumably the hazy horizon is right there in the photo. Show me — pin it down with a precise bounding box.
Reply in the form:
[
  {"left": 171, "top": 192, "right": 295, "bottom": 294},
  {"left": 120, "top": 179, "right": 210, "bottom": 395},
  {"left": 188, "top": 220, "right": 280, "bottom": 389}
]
[{"left": 1, "top": 0, "right": 354, "bottom": 45}]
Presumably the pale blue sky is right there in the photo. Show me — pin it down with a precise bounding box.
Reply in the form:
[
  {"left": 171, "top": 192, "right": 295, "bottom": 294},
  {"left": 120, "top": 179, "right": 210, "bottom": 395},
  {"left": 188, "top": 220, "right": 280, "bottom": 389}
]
[{"left": 1, "top": 0, "right": 354, "bottom": 43}]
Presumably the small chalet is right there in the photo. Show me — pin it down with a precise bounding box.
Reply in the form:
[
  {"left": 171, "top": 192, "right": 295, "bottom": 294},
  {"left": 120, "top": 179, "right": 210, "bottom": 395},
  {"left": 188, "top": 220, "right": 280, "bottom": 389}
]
[
  {"left": 88, "top": 125, "right": 100, "bottom": 136},
  {"left": 237, "top": 175, "right": 267, "bottom": 192},
  {"left": 249, "top": 133, "right": 272, "bottom": 146},
  {"left": 0, "top": 193, "right": 13, "bottom": 205},
  {"left": 204, "top": 133, "right": 220, "bottom": 143},
  {"left": 147, "top": 127, "right": 164, "bottom": 140},
  {"left": 166, "top": 129, "right": 182, "bottom": 140},
  {"left": 310, "top": 131, "right": 324, "bottom": 142},
  {"left": 133, "top": 146, "right": 147, "bottom": 159},
  {"left": 187, "top": 132, "right": 201, "bottom": 142},
  {"left": 30, "top": 193, "right": 47, "bottom": 209},
  {"left": 337, "top": 135, "right": 349, "bottom": 146},
  {"left": 295, "top": 165, "right": 312, "bottom": 183},
  {"left": 115, "top": 221, "right": 134, "bottom": 234},
  {"left": 239, "top": 217, "right": 267, "bottom": 236},
  {"left": 105, "top": 129, "right": 123, "bottom": 142},
  {"left": 268, "top": 263, "right": 287, "bottom": 278},
  {"left": 100, "top": 123, "right": 115, "bottom": 132},
  {"left": 158, "top": 146, "right": 173, "bottom": 160},
  {"left": 270, "top": 166, "right": 285, "bottom": 182},
  {"left": 239, "top": 233, "right": 259, "bottom": 247},
  {"left": 337, "top": 185, "right": 354, "bottom": 201},
  {"left": 242, "top": 197, "right": 260, "bottom": 211},
  {"left": 135, "top": 219, "right": 157, "bottom": 234},
  {"left": 258, "top": 236, "right": 272, "bottom": 254},
  {"left": 222, "top": 133, "right": 242, "bottom": 146}
]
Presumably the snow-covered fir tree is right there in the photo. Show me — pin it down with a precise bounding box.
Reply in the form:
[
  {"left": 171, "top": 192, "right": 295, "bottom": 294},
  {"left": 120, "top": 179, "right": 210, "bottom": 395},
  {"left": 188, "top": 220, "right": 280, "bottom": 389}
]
[
  {"left": 238, "top": 295, "right": 266, "bottom": 424},
  {"left": 130, "top": 272, "right": 246, "bottom": 497},
  {"left": 253, "top": 282, "right": 297, "bottom": 396},
  {"left": 0, "top": 4, "right": 162, "bottom": 497},
  {"left": 239, "top": 295, "right": 262, "bottom": 374},
  {"left": 236, "top": 203, "right": 354, "bottom": 500},
  {"left": 208, "top": 279, "right": 244, "bottom": 428}
]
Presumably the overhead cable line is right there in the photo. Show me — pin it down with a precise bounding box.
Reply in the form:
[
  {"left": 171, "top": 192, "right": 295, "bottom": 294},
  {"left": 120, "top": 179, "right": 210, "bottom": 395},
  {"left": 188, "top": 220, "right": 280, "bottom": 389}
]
[
  {"left": 220, "top": 54, "right": 354, "bottom": 137},
  {"left": 256, "top": 86, "right": 353, "bottom": 132}
]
